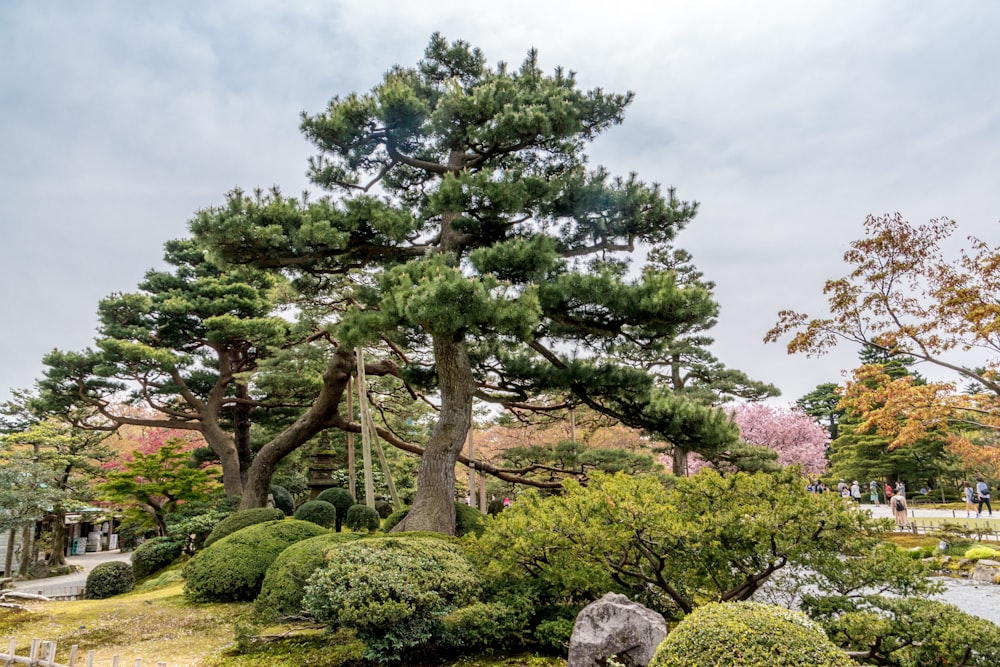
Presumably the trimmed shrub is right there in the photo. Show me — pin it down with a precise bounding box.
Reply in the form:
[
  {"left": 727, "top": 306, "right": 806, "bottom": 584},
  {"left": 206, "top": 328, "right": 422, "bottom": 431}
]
[
  {"left": 269, "top": 485, "right": 295, "bottom": 516},
  {"left": 303, "top": 535, "right": 482, "bottom": 662},
  {"left": 650, "top": 601, "right": 855, "bottom": 667},
  {"left": 455, "top": 502, "right": 486, "bottom": 536},
  {"left": 85, "top": 561, "right": 135, "bottom": 599},
  {"left": 382, "top": 502, "right": 485, "bottom": 536},
  {"left": 964, "top": 546, "right": 999, "bottom": 560},
  {"left": 382, "top": 506, "right": 409, "bottom": 533},
  {"left": 374, "top": 498, "right": 393, "bottom": 518},
  {"left": 344, "top": 504, "right": 381, "bottom": 532},
  {"left": 131, "top": 536, "right": 184, "bottom": 580},
  {"left": 315, "top": 487, "right": 356, "bottom": 531},
  {"left": 203, "top": 507, "right": 285, "bottom": 548},
  {"left": 294, "top": 500, "right": 338, "bottom": 528},
  {"left": 183, "top": 519, "right": 327, "bottom": 602},
  {"left": 440, "top": 601, "right": 529, "bottom": 651},
  {"left": 255, "top": 532, "right": 365, "bottom": 620}
]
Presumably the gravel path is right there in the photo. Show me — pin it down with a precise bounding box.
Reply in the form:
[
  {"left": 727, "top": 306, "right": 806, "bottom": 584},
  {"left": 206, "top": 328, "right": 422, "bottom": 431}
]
[{"left": 6, "top": 549, "right": 131, "bottom": 598}]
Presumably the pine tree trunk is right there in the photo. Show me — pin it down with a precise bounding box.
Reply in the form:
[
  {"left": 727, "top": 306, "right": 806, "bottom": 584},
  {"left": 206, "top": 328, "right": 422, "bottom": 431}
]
[
  {"left": 393, "top": 334, "right": 475, "bottom": 535},
  {"left": 234, "top": 382, "right": 253, "bottom": 488},
  {"left": 17, "top": 524, "right": 33, "bottom": 577},
  {"left": 3, "top": 529, "right": 15, "bottom": 578},
  {"left": 673, "top": 446, "right": 690, "bottom": 476},
  {"left": 47, "top": 508, "right": 67, "bottom": 567}
]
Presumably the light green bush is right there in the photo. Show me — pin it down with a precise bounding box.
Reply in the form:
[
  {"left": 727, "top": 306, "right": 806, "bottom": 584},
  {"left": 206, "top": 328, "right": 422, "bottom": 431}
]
[
  {"left": 183, "top": 519, "right": 327, "bottom": 602},
  {"left": 294, "top": 500, "right": 338, "bottom": 528},
  {"left": 650, "top": 601, "right": 855, "bottom": 667},
  {"left": 964, "top": 546, "right": 999, "bottom": 561},
  {"left": 302, "top": 535, "right": 482, "bottom": 662},
  {"left": 85, "top": 561, "right": 135, "bottom": 599},
  {"left": 254, "top": 531, "right": 364, "bottom": 620},
  {"left": 202, "top": 507, "right": 285, "bottom": 548}
]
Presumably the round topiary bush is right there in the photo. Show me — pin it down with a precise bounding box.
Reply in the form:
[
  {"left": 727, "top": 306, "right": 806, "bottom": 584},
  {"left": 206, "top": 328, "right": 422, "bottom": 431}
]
[
  {"left": 303, "top": 535, "right": 482, "bottom": 662},
  {"left": 315, "top": 487, "right": 356, "bottom": 531},
  {"left": 345, "top": 504, "right": 381, "bottom": 532},
  {"left": 964, "top": 546, "right": 999, "bottom": 561},
  {"left": 374, "top": 498, "right": 393, "bottom": 518},
  {"left": 183, "top": 519, "right": 327, "bottom": 602},
  {"left": 131, "top": 536, "right": 184, "bottom": 580},
  {"left": 383, "top": 502, "right": 485, "bottom": 536},
  {"left": 255, "top": 532, "right": 365, "bottom": 620},
  {"left": 85, "top": 560, "right": 135, "bottom": 599},
  {"left": 382, "top": 506, "right": 410, "bottom": 532},
  {"left": 269, "top": 485, "right": 295, "bottom": 516},
  {"left": 455, "top": 502, "right": 486, "bottom": 536},
  {"left": 650, "top": 601, "right": 855, "bottom": 667},
  {"left": 203, "top": 507, "right": 286, "bottom": 548},
  {"left": 294, "top": 500, "right": 338, "bottom": 528}
]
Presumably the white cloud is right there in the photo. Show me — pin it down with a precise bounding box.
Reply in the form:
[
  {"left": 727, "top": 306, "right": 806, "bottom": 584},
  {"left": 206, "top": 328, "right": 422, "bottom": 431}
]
[{"left": 1, "top": 0, "right": 998, "bottom": 406}]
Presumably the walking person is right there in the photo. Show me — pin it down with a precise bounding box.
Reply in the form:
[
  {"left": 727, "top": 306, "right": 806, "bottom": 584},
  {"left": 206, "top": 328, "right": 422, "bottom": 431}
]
[
  {"left": 895, "top": 480, "right": 906, "bottom": 498},
  {"left": 850, "top": 480, "right": 862, "bottom": 505},
  {"left": 976, "top": 477, "right": 992, "bottom": 517},
  {"left": 961, "top": 480, "right": 976, "bottom": 517},
  {"left": 869, "top": 480, "right": 881, "bottom": 506},
  {"left": 891, "top": 493, "right": 909, "bottom": 530}
]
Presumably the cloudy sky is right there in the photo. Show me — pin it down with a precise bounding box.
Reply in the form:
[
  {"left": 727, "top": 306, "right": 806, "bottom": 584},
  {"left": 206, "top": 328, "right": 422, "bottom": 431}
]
[{"left": 1, "top": 1, "right": 997, "bottom": 408}]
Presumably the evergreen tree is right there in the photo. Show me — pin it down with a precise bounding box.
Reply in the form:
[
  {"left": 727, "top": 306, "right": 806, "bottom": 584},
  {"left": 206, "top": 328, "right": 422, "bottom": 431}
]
[{"left": 190, "top": 35, "right": 775, "bottom": 533}]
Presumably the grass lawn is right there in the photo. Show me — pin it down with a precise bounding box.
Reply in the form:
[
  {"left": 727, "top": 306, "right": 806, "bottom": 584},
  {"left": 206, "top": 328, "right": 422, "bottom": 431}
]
[{"left": 0, "top": 574, "right": 565, "bottom": 667}]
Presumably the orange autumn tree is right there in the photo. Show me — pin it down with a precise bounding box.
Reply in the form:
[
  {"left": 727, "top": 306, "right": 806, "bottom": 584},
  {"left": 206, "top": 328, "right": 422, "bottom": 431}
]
[{"left": 767, "top": 213, "right": 1000, "bottom": 469}]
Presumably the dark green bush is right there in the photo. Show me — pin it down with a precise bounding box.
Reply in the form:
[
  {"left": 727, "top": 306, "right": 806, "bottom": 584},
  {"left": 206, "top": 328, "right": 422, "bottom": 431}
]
[
  {"left": 382, "top": 506, "right": 409, "bottom": 532},
  {"left": 269, "top": 485, "right": 295, "bottom": 516},
  {"left": 302, "top": 535, "right": 482, "bottom": 662},
  {"left": 650, "top": 601, "right": 855, "bottom": 667},
  {"left": 203, "top": 507, "right": 286, "bottom": 548},
  {"left": 455, "top": 502, "right": 486, "bottom": 536},
  {"left": 183, "top": 519, "right": 327, "bottom": 602},
  {"left": 315, "top": 487, "right": 356, "bottom": 531},
  {"left": 382, "top": 502, "right": 485, "bottom": 536},
  {"left": 131, "top": 536, "right": 184, "bottom": 580},
  {"left": 255, "top": 532, "right": 365, "bottom": 620},
  {"left": 374, "top": 498, "right": 393, "bottom": 518},
  {"left": 294, "top": 500, "right": 338, "bottom": 528},
  {"left": 344, "top": 504, "right": 381, "bottom": 532},
  {"left": 85, "top": 561, "right": 135, "bottom": 599}
]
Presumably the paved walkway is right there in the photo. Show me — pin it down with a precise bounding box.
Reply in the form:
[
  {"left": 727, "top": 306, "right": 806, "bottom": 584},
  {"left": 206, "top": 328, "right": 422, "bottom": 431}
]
[{"left": 6, "top": 549, "right": 131, "bottom": 598}]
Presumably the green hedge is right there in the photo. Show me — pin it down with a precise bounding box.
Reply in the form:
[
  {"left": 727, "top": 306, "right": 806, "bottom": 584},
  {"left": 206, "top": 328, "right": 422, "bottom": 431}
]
[
  {"left": 345, "top": 504, "right": 381, "bottom": 532},
  {"left": 303, "top": 535, "right": 481, "bottom": 662},
  {"left": 294, "top": 500, "right": 338, "bottom": 528},
  {"left": 203, "top": 507, "right": 286, "bottom": 548},
  {"left": 315, "top": 488, "right": 356, "bottom": 531},
  {"left": 269, "top": 485, "right": 295, "bottom": 516},
  {"left": 131, "top": 536, "right": 184, "bottom": 580},
  {"left": 650, "top": 601, "right": 855, "bottom": 667},
  {"left": 85, "top": 561, "right": 135, "bottom": 599},
  {"left": 255, "top": 532, "right": 365, "bottom": 621},
  {"left": 183, "top": 519, "right": 327, "bottom": 602}
]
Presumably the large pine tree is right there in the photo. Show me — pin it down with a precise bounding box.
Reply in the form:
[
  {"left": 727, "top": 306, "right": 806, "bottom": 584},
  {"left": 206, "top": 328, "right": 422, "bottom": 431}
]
[{"left": 191, "top": 35, "right": 771, "bottom": 533}]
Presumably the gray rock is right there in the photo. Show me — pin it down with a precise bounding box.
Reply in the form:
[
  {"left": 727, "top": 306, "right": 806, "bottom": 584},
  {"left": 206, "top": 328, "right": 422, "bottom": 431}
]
[
  {"left": 971, "top": 559, "right": 1000, "bottom": 584},
  {"left": 567, "top": 592, "right": 667, "bottom": 667}
]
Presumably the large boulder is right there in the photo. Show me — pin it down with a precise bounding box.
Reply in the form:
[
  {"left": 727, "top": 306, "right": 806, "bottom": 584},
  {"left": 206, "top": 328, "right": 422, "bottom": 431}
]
[
  {"left": 972, "top": 558, "right": 1000, "bottom": 584},
  {"left": 567, "top": 592, "right": 667, "bottom": 667}
]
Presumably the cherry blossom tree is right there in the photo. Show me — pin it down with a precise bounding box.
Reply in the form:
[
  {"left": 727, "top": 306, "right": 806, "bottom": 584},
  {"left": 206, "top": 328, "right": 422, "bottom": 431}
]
[{"left": 726, "top": 403, "right": 829, "bottom": 476}]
